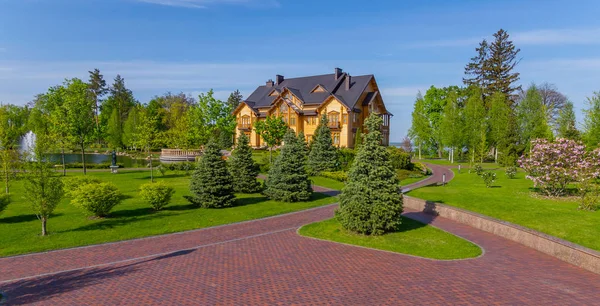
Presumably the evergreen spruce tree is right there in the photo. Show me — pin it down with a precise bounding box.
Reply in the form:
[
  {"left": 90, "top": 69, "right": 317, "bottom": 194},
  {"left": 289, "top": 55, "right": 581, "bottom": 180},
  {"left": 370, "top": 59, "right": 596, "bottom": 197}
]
[
  {"left": 186, "top": 141, "right": 236, "bottom": 208},
  {"left": 335, "top": 113, "right": 403, "bottom": 235},
  {"left": 229, "top": 133, "right": 262, "bottom": 193},
  {"left": 297, "top": 130, "right": 309, "bottom": 156},
  {"left": 264, "top": 130, "right": 312, "bottom": 202},
  {"left": 307, "top": 114, "right": 338, "bottom": 175},
  {"left": 556, "top": 101, "right": 580, "bottom": 140}
]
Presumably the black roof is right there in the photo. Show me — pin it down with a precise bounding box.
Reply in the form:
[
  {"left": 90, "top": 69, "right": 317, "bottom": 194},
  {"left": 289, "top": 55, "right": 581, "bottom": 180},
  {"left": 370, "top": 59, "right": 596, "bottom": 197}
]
[{"left": 244, "top": 72, "right": 374, "bottom": 111}]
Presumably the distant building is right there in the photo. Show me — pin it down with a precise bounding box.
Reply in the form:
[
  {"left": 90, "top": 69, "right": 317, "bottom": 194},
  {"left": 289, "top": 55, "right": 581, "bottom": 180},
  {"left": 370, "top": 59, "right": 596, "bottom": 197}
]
[{"left": 233, "top": 68, "right": 391, "bottom": 148}]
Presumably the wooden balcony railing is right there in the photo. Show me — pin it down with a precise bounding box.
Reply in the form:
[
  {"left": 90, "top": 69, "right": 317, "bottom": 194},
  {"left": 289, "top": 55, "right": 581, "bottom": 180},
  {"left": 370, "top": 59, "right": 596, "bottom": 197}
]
[
  {"left": 328, "top": 121, "right": 341, "bottom": 129},
  {"left": 238, "top": 124, "right": 252, "bottom": 130}
]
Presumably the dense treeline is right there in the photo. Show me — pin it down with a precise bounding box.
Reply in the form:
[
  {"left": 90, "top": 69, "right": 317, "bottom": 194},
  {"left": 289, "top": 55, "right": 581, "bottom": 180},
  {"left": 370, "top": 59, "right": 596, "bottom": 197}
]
[
  {"left": 409, "top": 29, "right": 596, "bottom": 165},
  {"left": 0, "top": 70, "right": 241, "bottom": 175}
]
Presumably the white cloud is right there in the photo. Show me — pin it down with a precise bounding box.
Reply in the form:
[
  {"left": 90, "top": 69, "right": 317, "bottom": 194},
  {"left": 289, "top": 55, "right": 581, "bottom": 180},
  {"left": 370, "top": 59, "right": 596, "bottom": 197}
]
[
  {"left": 134, "top": 0, "right": 279, "bottom": 9},
  {"left": 405, "top": 27, "right": 600, "bottom": 48}
]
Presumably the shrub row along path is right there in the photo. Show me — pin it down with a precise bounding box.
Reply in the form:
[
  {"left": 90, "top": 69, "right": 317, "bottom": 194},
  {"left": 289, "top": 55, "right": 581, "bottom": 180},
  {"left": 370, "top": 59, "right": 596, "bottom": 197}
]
[{"left": 1, "top": 169, "right": 600, "bottom": 304}]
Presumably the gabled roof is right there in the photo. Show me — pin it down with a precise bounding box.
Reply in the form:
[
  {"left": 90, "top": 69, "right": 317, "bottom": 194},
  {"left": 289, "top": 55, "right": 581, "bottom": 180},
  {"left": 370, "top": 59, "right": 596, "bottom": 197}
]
[{"left": 243, "top": 71, "right": 374, "bottom": 111}]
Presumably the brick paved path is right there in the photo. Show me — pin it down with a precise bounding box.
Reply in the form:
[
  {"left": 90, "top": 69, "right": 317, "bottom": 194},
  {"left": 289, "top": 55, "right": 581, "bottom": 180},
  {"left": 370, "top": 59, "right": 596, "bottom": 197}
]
[{"left": 1, "top": 181, "right": 600, "bottom": 304}]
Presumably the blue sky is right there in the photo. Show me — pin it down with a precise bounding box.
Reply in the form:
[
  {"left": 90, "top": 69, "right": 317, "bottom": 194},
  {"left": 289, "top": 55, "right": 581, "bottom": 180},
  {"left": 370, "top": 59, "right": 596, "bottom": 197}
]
[{"left": 1, "top": 0, "right": 600, "bottom": 142}]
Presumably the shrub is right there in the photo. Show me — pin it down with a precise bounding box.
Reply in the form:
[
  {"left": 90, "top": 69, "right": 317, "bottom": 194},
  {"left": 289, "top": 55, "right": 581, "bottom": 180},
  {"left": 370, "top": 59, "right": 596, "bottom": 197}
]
[
  {"left": 505, "top": 166, "right": 517, "bottom": 179},
  {"left": 64, "top": 162, "right": 124, "bottom": 169},
  {"left": 186, "top": 141, "right": 236, "bottom": 208},
  {"left": 0, "top": 194, "right": 10, "bottom": 216},
  {"left": 336, "top": 113, "right": 403, "bottom": 235},
  {"left": 71, "top": 182, "right": 122, "bottom": 217},
  {"left": 139, "top": 181, "right": 175, "bottom": 211},
  {"left": 386, "top": 146, "right": 413, "bottom": 170},
  {"left": 481, "top": 171, "right": 496, "bottom": 188},
  {"left": 320, "top": 171, "right": 348, "bottom": 182},
  {"left": 264, "top": 130, "right": 312, "bottom": 202},
  {"left": 157, "top": 164, "right": 168, "bottom": 176},
  {"left": 338, "top": 148, "right": 356, "bottom": 171},
  {"left": 413, "top": 162, "right": 431, "bottom": 175},
  {"left": 63, "top": 176, "right": 102, "bottom": 197},
  {"left": 473, "top": 164, "right": 484, "bottom": 176}
]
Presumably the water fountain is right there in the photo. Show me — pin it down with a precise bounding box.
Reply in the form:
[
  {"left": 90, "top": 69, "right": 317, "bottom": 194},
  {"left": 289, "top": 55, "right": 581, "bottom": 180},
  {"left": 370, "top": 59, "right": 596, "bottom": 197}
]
[{"left": 19, "top": 131, "right": 36, "bottom": 158}]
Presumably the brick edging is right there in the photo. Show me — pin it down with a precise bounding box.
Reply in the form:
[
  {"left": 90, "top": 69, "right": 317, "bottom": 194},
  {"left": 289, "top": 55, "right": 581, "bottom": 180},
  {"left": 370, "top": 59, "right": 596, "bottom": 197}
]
[{"left": 403, "top": 196, "right": 600, "bottom": 274}]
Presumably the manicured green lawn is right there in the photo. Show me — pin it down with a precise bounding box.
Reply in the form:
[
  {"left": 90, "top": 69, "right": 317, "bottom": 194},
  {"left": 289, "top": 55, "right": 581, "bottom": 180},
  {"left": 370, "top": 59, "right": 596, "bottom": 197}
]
[
  {"left": 310, "top": 176, "right": 345, "bottom": 190},
  {"left": 0, "top": 170, "right": 337, "bottom": 257},
  {"left": 299, "top": 217, "right": 482, "bottom": 259},
  {"left": 408, "top": 169, "right": 600, "bottom": 251},
  {"left": 400, "top": 175, "right": 429, "bottom": 186},
  {"left": 420, "top": 159, "right": 497, "bottom": 169}
]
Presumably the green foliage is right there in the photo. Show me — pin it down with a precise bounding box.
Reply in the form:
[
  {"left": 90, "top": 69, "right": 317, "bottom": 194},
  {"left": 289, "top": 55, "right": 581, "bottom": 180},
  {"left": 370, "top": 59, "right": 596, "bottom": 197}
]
[
  {"left": 517, "top": 85, "right": 553, "bottom": 150},
  {"left": 441, "top": 91, "right": 464, "bottom": 163},
  {"left": 578, "top": 180, "right": 600, "bottom": 211},
  {"left": 464, "top": 87, "right": 487, "bottom": 163},
  {"left": 63, "top": 176, "right": 102, "bottom": 197},
  {"left": 473, "top": 164, "right": 484, "bottom": 176},
  {"left": 106, "top": 108, "right": 122, "bottom": 149},
  {"left": 583, "top": 92, "right": 600, "bottom": 149},
  {"left": 337, "top": 148, "right": 356, "bottom": 171},
  {"left": 386, "top": 146, "right": 412, "bottom": 170},
  {"left": 505, "top": 166, "right": 517, "bottom": 179},
  {"left": 187, "top": 141, "right": 236, "bottom": 208},
  {"left": 230, "top": 133, "right": 262, "bottom": 193},
  {"left": 264, "top": 130, "right": 312, "bottom": 202},
  {"left": 226, "top": 89, "right": 243, "bottom": 111},
  {"left": 254, "top": 115, "right": 288, "bottom": 162},
  {"left": 556, "top": 101, "right": 580, "bottom": 140},
  {"left": 64, "top": 162, "right": 124, "bottom": 169},
  {"left": 0, "top": 193, "right": 10, "bottom": 215},
  {"left": 413, "top": 162, "right": 431, "bottom": 175},
  {"left": 353, "top": 127, "right": 362, "bottom": 149},
  {"left": 157, "top": 164, "right": 167, "bottom": 176},
  {"left": 161, "top": 162, "right": 196, "bottom": 174},
  {"left": 139, "top": 181, "right": 175, "bottom": 211},
  {"left": 480, "top": 171, "right": 497, "bottom": 188},
  {"left": 71, "top": 182, "right": 122, "bottom": 217},
  {"left": 408, "top": 93, "right": 431, "bottom": 159},
  {"left": 307, "top": 114, "right": 339, "bottom": 175},
  {"left": 320, "top": 171, "right": 348, "bottom": 182},
  {"left": 336, "top": 113, "right": 403, "bottom": 235}
]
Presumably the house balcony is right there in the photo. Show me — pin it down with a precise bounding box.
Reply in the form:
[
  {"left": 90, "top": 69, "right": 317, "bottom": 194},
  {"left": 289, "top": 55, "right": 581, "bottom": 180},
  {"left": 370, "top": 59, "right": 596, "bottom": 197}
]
[
  {"left": 328, "top": 121, "right": 341, "bottom": 129},
  {"left": 238, "top": 124, "right": 252, "bottom": 130}
]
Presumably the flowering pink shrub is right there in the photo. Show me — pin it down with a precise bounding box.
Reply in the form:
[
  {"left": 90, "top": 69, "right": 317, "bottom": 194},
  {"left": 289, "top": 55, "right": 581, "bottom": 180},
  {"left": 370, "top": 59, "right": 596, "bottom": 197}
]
[{"left": 519, "top": 138, "right": 588, "bottom": 196}]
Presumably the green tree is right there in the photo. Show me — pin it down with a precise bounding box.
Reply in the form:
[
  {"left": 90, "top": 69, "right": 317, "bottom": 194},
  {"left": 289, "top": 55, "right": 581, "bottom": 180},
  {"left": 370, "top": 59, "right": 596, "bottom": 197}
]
[
  {"left": 441, "top": 91, "right": 464, "bottom": 163},
  {"left": 422, "top": 86, "right": 463, "bottom": 157},
  {"left": 464, "top": 29, "right": 521, "bottom": 99},
  {"left": 335, "top": 113, "right": 403, "bottom": 235},
  {"left": 353, "top": 127, "right": 363, "bottom": 149},
  {"left": 307, "top": 114, "right": 338, "bottom": 175},
  {"left": 464, "top": 88, "right": 487, "bottom": 164},
  {"left": 135, "top": 107, "right": 160, "bottom": 182},
  {"left": 487, "top": 92, "right": 511, "bottom": 163},
  {"left": 583, "top": 92, "right": 600, "bottom": 149},
  {"left": 0, "top": 104, "right": 28, "bottom": 193},
  {"left": 198, "top": 90, "right": 236, "bottom": 149},
  {"left": 264, "top": 130, "right": 312, "bottom": 202},
  {"left": 556, "top": 101, "right": 580, "bottom": 140},
  {"left": 254, "top": 115, "right": 288, "bottom": 163},
  {"left": 23, "top": 132, "right": 64, "bottom": 236},
  {"left": 186, "top": 141, "right": 236, "bottom": 208},
  {"left": 88, "top": 69, "right": 108, "bottom": 143},
  {"left": 229, "top": 133, "right": 262, "bottom": 193},
  {"left": 517, "top": 85, "right": 553, "bottom": 151},
  {"left": 122, "top": 104, "right": 141, "bottom": 150},
  {"left": 227, "top": 89, "right": 243, "bottom": 111},
  {"left": 101, "top": 75, "right": 136, "bottom": 148},
  {"left": 408, "top": 93, "right": 431, "bottom": 160},
  {"left": 63, "top": 78, "right": 96, "bottom": 175},
  {"left": 35, "top": 86, "right": 71, "bottom": 176},
  {"left": 106, "top": 108, "right": 122, "bottom": 149}
]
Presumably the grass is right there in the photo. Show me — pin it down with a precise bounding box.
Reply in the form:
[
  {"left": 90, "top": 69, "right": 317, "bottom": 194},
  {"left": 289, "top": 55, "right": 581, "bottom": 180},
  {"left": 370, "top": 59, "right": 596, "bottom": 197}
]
[
  {"left": 408, "top": 169, "right": 600, "bottom": 251},
  {"left": 310, "top": 176, "right": 345, "bottom": 190},
  {"left": 0, "top": 170, "right": 337, "bottom": 257},
  {"left": 420, "top": 159, "right": 498, "bottom": 169},
  {"left": 299, "top": 217, "right": 482, "bottom": 260}
]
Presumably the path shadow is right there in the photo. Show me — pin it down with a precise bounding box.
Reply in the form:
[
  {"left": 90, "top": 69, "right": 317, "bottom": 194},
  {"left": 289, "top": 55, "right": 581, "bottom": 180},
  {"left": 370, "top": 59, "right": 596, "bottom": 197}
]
[
  {"left": 1, "top": 248, "right": 196, "bottom": 305},
  {"left": 0, "top": 213, "right": 63, "bottom": 224}
]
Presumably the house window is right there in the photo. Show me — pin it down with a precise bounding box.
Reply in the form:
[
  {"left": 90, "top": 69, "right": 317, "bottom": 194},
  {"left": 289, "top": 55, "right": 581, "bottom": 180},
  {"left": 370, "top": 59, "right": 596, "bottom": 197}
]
[
  {"left": 280, "top": 103, "right": 288, "bottom": 114},
  {"left": 241, "top": 115, "right": 251, "bottom": 128},
  {"left": 312, "top": 117, "right": 317, "bottom": 125},
  {"left": 342, "top": 114, "right": 348, "bottom": 124},
  {"left": 332, "top": 133, "right": 340, "bottom": 146},
  {"left": 328, "top": 112, "right": 339, "bottom": 124},
  {"left": 290, "top": 115, "right": 296, "bottom": 126},
  {"left": 353, "top": 113, "right": 359, "bottom": 123}
]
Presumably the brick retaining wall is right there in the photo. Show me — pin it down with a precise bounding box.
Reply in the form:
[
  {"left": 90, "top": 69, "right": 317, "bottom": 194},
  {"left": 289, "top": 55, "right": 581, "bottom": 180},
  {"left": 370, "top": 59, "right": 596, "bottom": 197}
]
[{"left": 404, "top": 196, "right": 600, "bottom": 274}]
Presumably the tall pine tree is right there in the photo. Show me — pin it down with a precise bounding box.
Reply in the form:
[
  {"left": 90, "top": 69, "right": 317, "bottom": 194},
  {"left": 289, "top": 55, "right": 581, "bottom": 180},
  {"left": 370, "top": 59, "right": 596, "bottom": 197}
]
[
  {"left": 227, "top": 89, "right": 243, "bottom": 111},
  {"left": 88, "top": 69, "right": 108, "bottom": 143},
  {"left": 186, "top": 141, "right": 236, "bottom": 208},
  {"left": 264, "top": 130, "right": 312, "bottom": 202},
  {"left": 335, "top": 113, "right": 403, "bottom": 235},
  {"left": 307, "top": 114, "right": 338, "bottom": 175},
  {"left": 229, "top": 133, "right": 262, "bottom": 193}
]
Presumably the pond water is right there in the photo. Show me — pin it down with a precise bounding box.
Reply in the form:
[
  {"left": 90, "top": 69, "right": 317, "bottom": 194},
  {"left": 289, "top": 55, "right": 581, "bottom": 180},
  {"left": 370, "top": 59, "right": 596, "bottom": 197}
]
[{"left": 46, "top": 154, "right": 149, "bottom": 168}]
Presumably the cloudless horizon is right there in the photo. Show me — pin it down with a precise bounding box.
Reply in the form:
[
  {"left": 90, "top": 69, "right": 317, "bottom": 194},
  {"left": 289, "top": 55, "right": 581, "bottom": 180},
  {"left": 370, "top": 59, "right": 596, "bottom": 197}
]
[{"left": 2, "top": 0, "right": 600, "bottom": 141}]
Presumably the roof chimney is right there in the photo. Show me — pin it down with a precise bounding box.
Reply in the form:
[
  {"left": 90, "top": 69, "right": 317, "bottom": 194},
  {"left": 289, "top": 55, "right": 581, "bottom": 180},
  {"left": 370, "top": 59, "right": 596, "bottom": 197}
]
[
  {"left": 266, "top": 79, "right": 274, "bottom": 87},
  {"left": 345, "top": 74, "right": 351, "bottom": 90},
  {"left": 335, "top": 67, "right": 343, "bottom": 80},
  {"left": 275, "top": 74, "right": 284, "bottom": 85}
]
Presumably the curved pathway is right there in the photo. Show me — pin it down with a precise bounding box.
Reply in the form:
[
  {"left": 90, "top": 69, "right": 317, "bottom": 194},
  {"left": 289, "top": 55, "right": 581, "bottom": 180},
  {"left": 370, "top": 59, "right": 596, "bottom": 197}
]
[
  {"left": 1, "top": 182, "right": 600, "bottom": 304},
  {"left": 401, "top": 162, "right": 454, "bottom": 193}
]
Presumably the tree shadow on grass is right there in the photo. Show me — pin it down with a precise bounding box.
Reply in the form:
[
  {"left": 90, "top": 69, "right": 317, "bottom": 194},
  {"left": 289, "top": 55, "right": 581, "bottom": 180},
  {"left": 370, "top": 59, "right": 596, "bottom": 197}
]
[
  {"left": 1, "top": 248, "right": 196, "bottom": 305},
  {"left": 0, "top": 213, "right": 63, "bottom": 224},
  {"left": 60, "top": 211, "right": 173, "bottom": 233}
]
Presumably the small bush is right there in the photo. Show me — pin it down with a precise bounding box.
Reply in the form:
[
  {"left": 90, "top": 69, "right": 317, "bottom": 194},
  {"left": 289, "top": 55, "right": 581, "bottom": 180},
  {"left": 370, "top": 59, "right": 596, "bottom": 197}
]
[
  {"left": 413, "top": 162, "right": 431, "bottom": 175},
  {"left": 162, "top": 162, "right": 197, "bottom": 174},
  {"left": 139, "top": 181, "right": 175, "bottom": 211},
  {"left": 320, "top": 171, "right": 348, "bottom": 182},
  {"left": 0, "top": 194, "right": 10, "bottom": 216},
  {"left": 63, "top": 176, "right": 102, "bottom": 197},
  {"left": 386, "top": 147, "right": 413, "bottom": 170},
  {"left": 338, "top": 148, "right": 355, "bottom": 171},
  {"left": 505, "top": 166, "right": 517, "bottom": 179},
  {"left": 71, "top": 182, "right": 122, "bottom": 217},
  {"left": 473, "top": 164, "right": 484, "bottom": 176},
  {"left": 64, "top": 162, "right": 124, "bottom": 169},
  {"left": 578, "top": 181, "right": 600, "bottom": 211},
  {"left": 481, "top": 171, "right": 496, "bottom": 188},
  {"left": 157, "top": 164, "right": 167, "bottom": 176}
]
